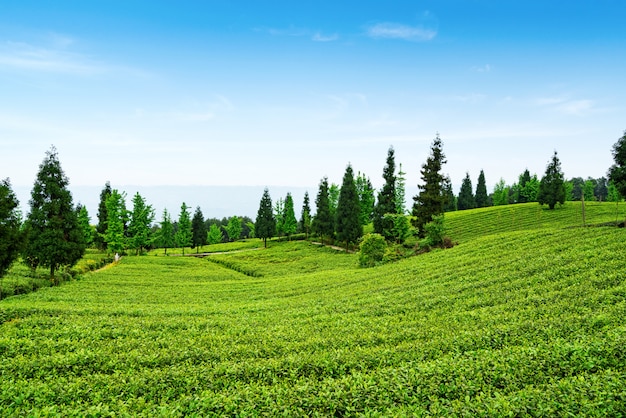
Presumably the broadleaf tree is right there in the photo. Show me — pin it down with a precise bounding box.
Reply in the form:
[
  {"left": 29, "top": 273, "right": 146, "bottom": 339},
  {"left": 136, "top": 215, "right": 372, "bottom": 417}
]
[
  {"left": 335, "top": 164, "right": 362, "bottom": 250},
  {"left": 22, "top": 146, "right": 86, "bottom": 282},
  {"left": 226, "top": 216, "right": 242, "bottom": 242},
  {"left": 412, "top": 134, "right": 447, "bottom": 237},
  {"left": 608, "top": 130, "right": 626, "bottom": 199}
]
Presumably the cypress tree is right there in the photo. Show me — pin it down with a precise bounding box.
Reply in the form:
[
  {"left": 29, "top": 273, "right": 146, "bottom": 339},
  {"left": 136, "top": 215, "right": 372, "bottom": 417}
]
[
  {"left": 104, "top": 189, "right": 126, "bottom": 255},
  {"left": 412, "top": 134, "right": 447, "bottom": 236},
  {"left": 373, "top": 147, "right": 397, "bottom": 235},
  {"left": 457, "top": 172, "right": 476, "bottom": 210},
  {"left": 255, "top": 188, "right": 276, "bottom": 248},
  {"left": 76, "top": 204, "right": 93, "bottom": 248},
  {"left": 283, "top": 193, "right": 297, "bottom": 239},
  {"left": 442, "top": 175, "right": 457, "bottom": 212},
  {"left": 538, "top": 151, "right": 566, "bottom": 210},
  {"left": 94, "top": 181, "right": 112, "bottom": 250},
  {"left": 22, "top": 146, "right": 86, "bottom": 282},
  {"left": 159, "top": 209, "right": 175, "bottom": 255},
  {"left": 191, "top": 206, "right": 207, "bottom": 252},
  {"left": 475, "top": 170, "right": 488, "bottom": 208},
  {"left": 312, "top": 177, "right": 334, "bottom": 245},
  {"left": 355, "top": 172, "right": 375, "bottom": 226},
  {"left": 335, "top": 164, "right": 362, "bottom": 250},
  {"left": 299, "top": 191, "right": 312, "bottom": 238}
]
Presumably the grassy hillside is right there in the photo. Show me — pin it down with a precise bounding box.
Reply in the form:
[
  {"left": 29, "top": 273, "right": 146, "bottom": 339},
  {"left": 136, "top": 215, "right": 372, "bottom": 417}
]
[{"left": 0, "top": 203, "right": 625, "bottom": 415}]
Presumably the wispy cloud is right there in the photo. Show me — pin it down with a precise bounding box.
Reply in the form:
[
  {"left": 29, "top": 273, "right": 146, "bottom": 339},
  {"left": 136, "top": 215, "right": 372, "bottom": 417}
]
[
  {"left": 536, "top": 96, "right": 596, "bottom": 116},
  {"left": 312, "top": 32, "right": 339, "bottom": 42},
  {"left": 366, "top": 22, "right": 436, "bottom": 41},
  {"left": 471, "top": 64, "right": 492, "bottom": 73}
]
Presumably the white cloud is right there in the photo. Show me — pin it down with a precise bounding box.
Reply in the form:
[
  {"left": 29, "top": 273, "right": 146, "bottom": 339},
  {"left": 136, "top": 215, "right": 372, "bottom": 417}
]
[
  {"left": 0, "top": 41, "right": 104, "bottom": 75},
  {"left": 536, "top": 96, "right": 596, "bottom": 116},
  {"left": 366, "top": 22, "right": 436, "bottom": 41},
  {"left": 472, "top": 64, "right": 492, "bottom": 73},
  {"left": 312, "top": 32, "right": 339, "bottom": 42}
]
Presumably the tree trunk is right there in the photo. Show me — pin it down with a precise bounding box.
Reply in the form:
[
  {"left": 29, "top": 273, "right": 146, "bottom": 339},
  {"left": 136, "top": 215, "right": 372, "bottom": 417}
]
[{"left": 50, "top": 264, "right": 56, "bottom": 285}]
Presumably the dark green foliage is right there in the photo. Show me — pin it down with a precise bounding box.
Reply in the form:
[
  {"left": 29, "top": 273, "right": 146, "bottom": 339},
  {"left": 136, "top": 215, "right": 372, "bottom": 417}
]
[
  {"left": 538, "top": 151, "right": 566, "bottom": 210},
  {"left": 457, "top": 172, "right": 476, "bottom": 210},
  {"left": 382, "top": 213, "right": 411, "bottom": 244},
  {"left": 595, "top": 177, "right": 608, "bottom": 201},
  {"left": 175, "top": 202, "right": 192, "bottom": 254},
  {"left": 475, "top": 170, "right": 488, "bottom": 208},
  {"left": 104, "top": 189, "right": 126, "bottom": 255},
  {"left": 355, "top": 172, "right": 375, "bottom": 226},
  {"left": 191, "top": 206, "right": 207, "bottom": 252},
  {"left": 312, "top": 177, "right": 334, "bottom": 245},
  {"left": 299, "top": 191, "right": 312, "bottom": 238},
  {"left": 422, "top": 214, "right": 447, "bottom": 247},
  {"left": 255, "top": 188, "right": 276, "bottom": 248},
  {"left": 357, "top": 233, "right": 387, "bottom": 267},
  {"left": 128, "top": 192, "right": 155, "bottom": 255},
  {"left": 226, "top": 216, "right": 242, "bottom": 242},
  {"left": 412, "top": 134, "right": 447, "bottom": 236},
  {"left": 282, "top": 193, "right": 297, "bottom": 239},
  {"left": 442, "top": 175, "right": 457, "bottom": 212},
  {"left": 158, "top": 209, "right": 175, "bottom": 255},
  {"left": 76, "top": 204, "right": 93, "bottom": 247},
  {"left": 22, "top": 146, "right": 86, "bottom": 282},
  {"left": 0, "top": 178, "right": 23, "bottom": 281},
  {"left": 608, "top": 130, "right": 626, "bottom": 199},
  {"left": 335, "top": 164, "right": 362, "bottom": 249},
  {"left": 373, "top": 147, "right": 397, "bottom": 235},
  {"left": 94, "top": 181, "right": 112, "bottom": 250}
]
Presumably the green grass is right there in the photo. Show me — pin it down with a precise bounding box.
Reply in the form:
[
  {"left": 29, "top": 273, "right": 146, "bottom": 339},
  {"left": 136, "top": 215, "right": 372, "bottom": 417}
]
[{"left": 1, "top": 203, "right": 625, "bottom": 415}]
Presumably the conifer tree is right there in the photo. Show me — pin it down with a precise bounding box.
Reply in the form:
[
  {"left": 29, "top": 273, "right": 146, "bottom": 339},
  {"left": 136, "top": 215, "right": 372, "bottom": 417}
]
[
  {"left": 128, "top": 192, "right": 155, "bottom": 255},
  {"left": 76, "top": 204, "right": 93, "bottom": 248},
  {"left": 299, "top": 191, "right": 311, "bottom": 238},
  {"left": 104, "top": 189, "right": 127, "bottom": 255},
  {"left": 355, "top": 172, "right": 375, "bottom": 226},
  {"left": 255, "top": 188, "right": 276, "bottom": 248},
  {"left": 328, "top": 183, "right": 340, "bottom": 221},
  {"left": 283, "top": 193, "right": 297, "bottom": 239},
  {"left": 191, "top": 206, "right": 207, "bottom": 252},
  {"left": 475, "top": 170, "right": 488, "bottom": 208},
  {"left": 457, "top": 172, "right": 476, "bottom": 210},
  {"left": 412, "top": 134, "right": 447, "bottom": 236},
  {"left": 335, "top": 164, "right": 362, "bottom": 250},
  {"left": 22, "top": 146, "right": 85, "bottom": 282},
  {"left": 312, "top": 177, "right": 334, "bottom": 245},
  {"left": 442, "top": 175, "right": 457, "bottom": 212},
  {"left": 373, "top": 147, "right": 397, "bottom": 235},
  {"left": 274, "top": 197, "right": 285, "bottom": 237},
  {"left": 159, "top": 209, "right": 174, "bottom": 255},
  {"left": 0, "top": 178, "right": 23, "bottom": 283},
  {"left": 175, "top": 202, "right": 192, "bottom": 254},
  {"left": 94, "top": 181, "right": 112, "bottom": 250},
  {"left": 538, "top": 151, "right": 566, "bottom": 210},
  {"left": 395, "top": 163, "right": 407, "bottom": 215}
]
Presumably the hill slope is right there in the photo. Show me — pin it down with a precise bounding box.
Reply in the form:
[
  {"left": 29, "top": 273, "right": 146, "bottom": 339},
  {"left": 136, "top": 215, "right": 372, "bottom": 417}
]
[{"left": 0, "top": 203, "right": 625, "bottom": 415}]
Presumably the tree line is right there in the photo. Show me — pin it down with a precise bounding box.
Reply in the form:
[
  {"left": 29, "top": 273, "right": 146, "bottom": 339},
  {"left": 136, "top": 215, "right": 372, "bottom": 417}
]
[{"left": 2, "top": 130, "right": 626, "bottom": 282}]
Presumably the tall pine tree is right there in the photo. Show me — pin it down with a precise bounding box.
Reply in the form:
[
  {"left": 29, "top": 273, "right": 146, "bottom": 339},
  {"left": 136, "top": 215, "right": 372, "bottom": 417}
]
[
  {"left": 23, "top": 146, "right": 85, "bottom": 282},
  {"left": 255, "top": 188, "right": 276, "bottom": 248},
  {"left": 0, "top": 178, "right": 23, "bottom": 285},
  {"left": 538, "top": 151, "right": 566, "bottom": 210},
  {"left": 104, "top": 189, "right": 126, "bottom": 255},
  {"left": 283, "top": 193, "right": 298, "bottom": 239},
  {"left": 355, "top": 171, "right": 375, "bottom": 226},
  {"left": 312, "top": 177, "right": 334, "bottom": 245},
  {"left": 158, "top": 209, "right": 174, "bottom": 255},
  {"left": 475, "top": 170, "right": 488, "bottom": 208},
  {"left": 373, "top": 147, "right": 397, "bottom": 236},
  {"left": 457, "top": 172, "right": 476, "bottom": 210},
  {"left": 412, "top": 134, "right": 447, "bottom": 236},
  {"left": 191, "top": 206, "right": 207, "bottom": 252},
  {"left": 94, "top": 181, "right": 112, "bottom": 250},
  {"left": 335, "top": 164, "right": 362, "bottom": 250},
  {"left": 128, "top": 192, "right": 154, "bottom": 255},
  {"left": 299, "top": 191, "right": 312, "bottom": 238}
]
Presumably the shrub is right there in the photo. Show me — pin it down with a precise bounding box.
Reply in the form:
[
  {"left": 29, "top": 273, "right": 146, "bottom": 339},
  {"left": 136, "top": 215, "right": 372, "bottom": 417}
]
[
  {"left": 358, "top": 233, "right": 387, "bottom": 267},
  {"left": 423, "top": 214, "right": 446, "bottom": 247}
]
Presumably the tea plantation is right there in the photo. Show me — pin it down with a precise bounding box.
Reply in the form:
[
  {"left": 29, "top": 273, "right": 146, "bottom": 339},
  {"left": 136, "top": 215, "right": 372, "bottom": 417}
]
[{"left": 1, "top": 202, "right": 625, "bottom": 416}]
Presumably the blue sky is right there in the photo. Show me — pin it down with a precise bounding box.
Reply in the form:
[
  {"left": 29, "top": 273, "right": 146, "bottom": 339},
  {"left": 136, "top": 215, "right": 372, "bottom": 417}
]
[{"left": 2, "top": 1, "right": 625, "bottom": 217}]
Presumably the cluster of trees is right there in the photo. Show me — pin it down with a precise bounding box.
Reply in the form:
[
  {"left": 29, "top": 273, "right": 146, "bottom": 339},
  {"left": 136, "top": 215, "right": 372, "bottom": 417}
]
[{"left": 2, "top": 131, "right": 626, "bottom": 284}]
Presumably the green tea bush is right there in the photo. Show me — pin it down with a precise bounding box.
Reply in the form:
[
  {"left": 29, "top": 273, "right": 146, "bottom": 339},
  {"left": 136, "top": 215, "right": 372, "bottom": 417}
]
[{"left": 358, "top": 233, "right": 387, "bottom": 267}]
